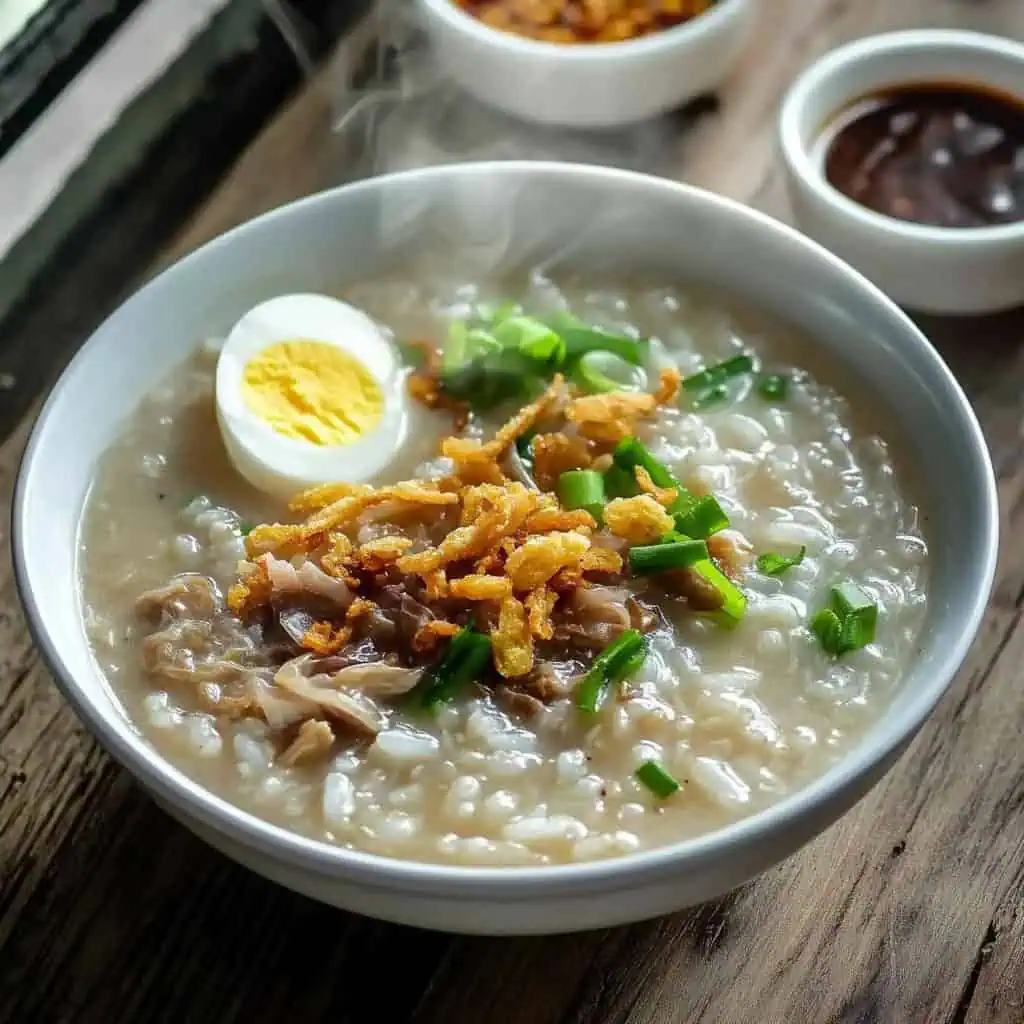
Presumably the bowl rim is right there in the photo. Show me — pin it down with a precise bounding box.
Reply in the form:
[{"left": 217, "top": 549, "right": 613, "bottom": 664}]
[
  {"left": 417, "top": 0, "right": 748, "bottom": 57},
  {"left": 13, "top": 160, "right": 999, "bottom": 897},
  {"left": 778, "top": 28, "right": 1024, "bottom": 246}
]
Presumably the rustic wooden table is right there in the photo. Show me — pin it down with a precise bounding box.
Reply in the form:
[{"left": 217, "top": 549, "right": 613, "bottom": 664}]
[{"left": 3, "top": 1, "right": 1024, "bottom": 1021}]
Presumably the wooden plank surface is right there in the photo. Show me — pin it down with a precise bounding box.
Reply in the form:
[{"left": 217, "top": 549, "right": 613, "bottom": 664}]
[{"left": 2, "top": 1, "right": 1024, "bottom": 1021}]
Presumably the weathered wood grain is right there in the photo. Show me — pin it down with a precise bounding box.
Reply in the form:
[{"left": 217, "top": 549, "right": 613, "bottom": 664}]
[{"left": 2, "top": 1, "right": 1024, "bottom": 1021}]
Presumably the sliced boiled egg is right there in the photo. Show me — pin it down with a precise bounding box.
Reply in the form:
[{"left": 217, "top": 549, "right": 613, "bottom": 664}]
[{"left": 215, "top": 294, "right": 408, "bottom": 500}]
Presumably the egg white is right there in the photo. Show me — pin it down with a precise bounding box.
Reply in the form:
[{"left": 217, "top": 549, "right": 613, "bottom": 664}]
[{"left": 215, "top": 293, "right": 408, "bottom": 500}]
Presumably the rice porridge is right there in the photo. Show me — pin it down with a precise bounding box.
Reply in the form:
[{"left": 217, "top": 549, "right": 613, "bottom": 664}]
[{"left": 80, "top": 271, "right": 929, "bottom": 867}]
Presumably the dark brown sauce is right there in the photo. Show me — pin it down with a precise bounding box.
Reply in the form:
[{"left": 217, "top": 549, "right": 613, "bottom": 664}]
[{"left": 822, "top": 83, "right": 1024, "bottom": 229}]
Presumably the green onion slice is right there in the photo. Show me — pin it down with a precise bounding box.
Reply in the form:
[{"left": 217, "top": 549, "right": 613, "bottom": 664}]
[
  {"left": 840, "top": 610, "right": 876, "bottom": 652},
  {"left": 630, "top": 538, "right": 709, "bottom": 575},
  {"left": 547, "top": 314, "right": 647, "bottom": 366},
  {"left": 831, "top": 582, "right": 878, "bottom": 651},
  {"left": 691, "top": 383, "right": 731, "bottom": 409},
  {"left": 612, "top": 437, "right": 676, "bottom": 489},
  {"left": 573, "top": 351, "right": 644, "bottom": 395},
  {"left": 811, "top": 582, "right": 878, "bottom": 656},
  {"left": 418, "top": 627, "right": 493, "bottom": 709},
  {"left": 442, "top": 321, "right": 472, "bottom": 375},
  {"left": 557, "top": 470, "right": 606, "bottom": 520},
  {"left": 575, "top": 629, "right": 646, "bottom": 714},
  {"left": 441, "top": 349, "right": 546, "bottom": 410},
  {"left": 682, "top": 354, "right": 755, "bottom": 394},
  {"left": 758, "top": 373, "right": 789, "bottom": 401},
  {"left": 635, "top": 760, "right": 680, "bottom": 798},
  {"left": 676, "top": 494, "right": 729, "bottom": 539},
  {"left": 494, "top": 315, "right": 566, "bottom": 366},
  {"left": 811, "top": 608, "right": 844, "bottom": 656},
  {"left": 602, "top": 464, "right": 640, "bottom": 500},
  {"left": 613, "top": 438, "right": 729, "bottom": 539},
  {"left": 831, "top": 582, "right": 874, "bottom": 619},
  {"left": 757, "top": 546, "right": 806, "bottom": 576},
  {"left": 686, "top": 554, "right": 747, "bottom": 625}
]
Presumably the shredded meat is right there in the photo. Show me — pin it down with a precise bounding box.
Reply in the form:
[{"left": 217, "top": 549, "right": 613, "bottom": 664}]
[
  {"left": 707, "top": 529, "right": 753, "bottom": 580},
  {"left": 627, "top": 596, "right": 660, "bottom": 633},
  {"left": 280, "top": 719, "right": 335, "bottom": 766},
  {"left": 555, "top": 585, "right": 633, "bottom": 648},
  {"left": 272, "top": 655, "right": 388, "bottom": 737},
  {"left": 522, "top": 661, "right": 574, "bottom": 702},
  {"left": 496, "top": 686, "right": 546, "bottom": 718},
  {"left": 330, "top": 662, "right": 424, "bottom": 698},
  {"left": 672, "top": 568, "right": 725, "bottom": 612},
  {"left": 136, "top": 574, "right": 221, "bottom": 622}
]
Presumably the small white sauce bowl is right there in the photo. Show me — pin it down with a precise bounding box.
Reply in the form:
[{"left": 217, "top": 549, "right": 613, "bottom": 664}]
[
  {"left": 414, "top": 0, "right": 753, "bottom": 129},
  {"left": 779, "top": 30, "right": 1024, "bottom": 316}
]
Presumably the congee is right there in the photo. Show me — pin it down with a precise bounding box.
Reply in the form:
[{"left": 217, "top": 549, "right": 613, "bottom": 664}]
[{"left": 80, "top": 270, "right": 929, "bottom": 866}]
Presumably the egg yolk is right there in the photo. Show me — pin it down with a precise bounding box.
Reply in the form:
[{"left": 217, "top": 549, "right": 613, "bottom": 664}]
[{"left": 242, "top": 340, "right": 383, "bottom": 446}]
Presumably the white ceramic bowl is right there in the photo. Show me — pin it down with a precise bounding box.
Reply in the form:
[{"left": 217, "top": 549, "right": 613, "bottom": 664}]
[
  {"left": 414, "top": 0, "right": 753, "bottom": 128},
  {"left": 14, "top": 163, "right": 997, "bottom": 935},
  {"left": 779, "top": 29, "right": 1024, "bottom": 316}
]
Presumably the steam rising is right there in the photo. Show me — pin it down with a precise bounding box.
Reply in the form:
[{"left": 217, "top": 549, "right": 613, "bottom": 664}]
[
  {"left": 322, "top": 1, "right": 719, "bottom": 283},
  {"left": 331, "top": 1, "right": 718, "bottom": 179}
]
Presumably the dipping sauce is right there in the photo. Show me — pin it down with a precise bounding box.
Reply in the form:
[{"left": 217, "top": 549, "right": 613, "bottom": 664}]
[
  {"left": 821, "top": 84, "right": 1024, "bottom": 229},
  {"left": 454, "top": 0, "right": 715, "bottom": 44}
]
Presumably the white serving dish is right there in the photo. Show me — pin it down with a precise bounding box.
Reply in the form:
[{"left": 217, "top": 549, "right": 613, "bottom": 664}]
[
  {"left": 414, "top": 0, "right": 753, "bottom": 129},
  {"left": 779, "top": 29, "right": 1024, "bottom": 316},
  {"left": 13, "top": 162, "right": 997, "bottom": 934}
]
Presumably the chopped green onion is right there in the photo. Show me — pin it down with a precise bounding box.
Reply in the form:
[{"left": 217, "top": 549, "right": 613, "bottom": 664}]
[
  {"left": 613, "top": 438, "right": 730, "bottom": 539},
  {"left": 442, "top": 321, "right": 470, "bottom": 375},
  {"left": 614, "top": 437, "right": 716, "bottom": 535},
  {"left": 635, "top": 760, "right": 680, "bottom": 798},
  {"left": 572, "top": 351, "right": 642, "bottom": 394},
  {"left": 691, "top": 558, "right": 747, "bottom": 624},
  {"left": 239, "top": 522, "right": 254, "bottom": 537},
  {"left": 575, "top": 629, "right": 646, "bottom": 714},
  {"left": 831, "top": 582, "right": 878, "bottom": 652},
  {"left": 840, "top": 610, "right": 876, "bottom": 652},
  {"left": 441, "top": 349, "right": 545, "bottom": 410},
  {"left": 682, "top": 354, "right": 755, "bottom": 394},
  {"left": 811, "top": 608, "right": 844, "bottom": 656},
  {"left": 418, "top": 627, "right": 492, "bottom": 709},
  {"left": 811, "top": 582, "right": 878, "bottom": 656},
  {"left": 676, "top": 494, "right": 729, "bottom": 539},
  {"left": 830, "top": 582, "right": 875, "bottom": 620},
  {"left": 690, "top": 383, "right": 731, "bottom": 409},
  {"left": 612, "top": 437, "right": 676, "bottom": 490},
  {"left": 467, "top": 328, "right": 502, "bottom": 357},
  {"left": 602, "top": 464, "right": 640, "bottom": 500},
  {"left": 619, "top": 648, "right": 647, "bottom": 679},
  {"left": 547, "top": 313, "right": 646, "bottom": 366},
  {"left": 442, "top": 322, "right": 501, "bottom": 375},
  {"left": 758, "top": 373, "right": 789, "bottom": 401},
  {"left": 494, "top": 315, "right": 566, "bottom": 366},
  {"left": 757, "top": 546, "right": 806, "bottom": 576},
  {"left": 557, "top": 470, "right": 606, "bottom": 520},
  {"left": 630, "top": 538, "right": 708, "bottom": 575}
]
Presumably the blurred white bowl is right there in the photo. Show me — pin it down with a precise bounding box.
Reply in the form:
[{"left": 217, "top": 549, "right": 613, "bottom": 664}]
[
  {"left": 779, "top": 30, "right": 1024, "bottom": 316},
  {"left": 414, "top": 0, "right": 753, "bottom": 128}
]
